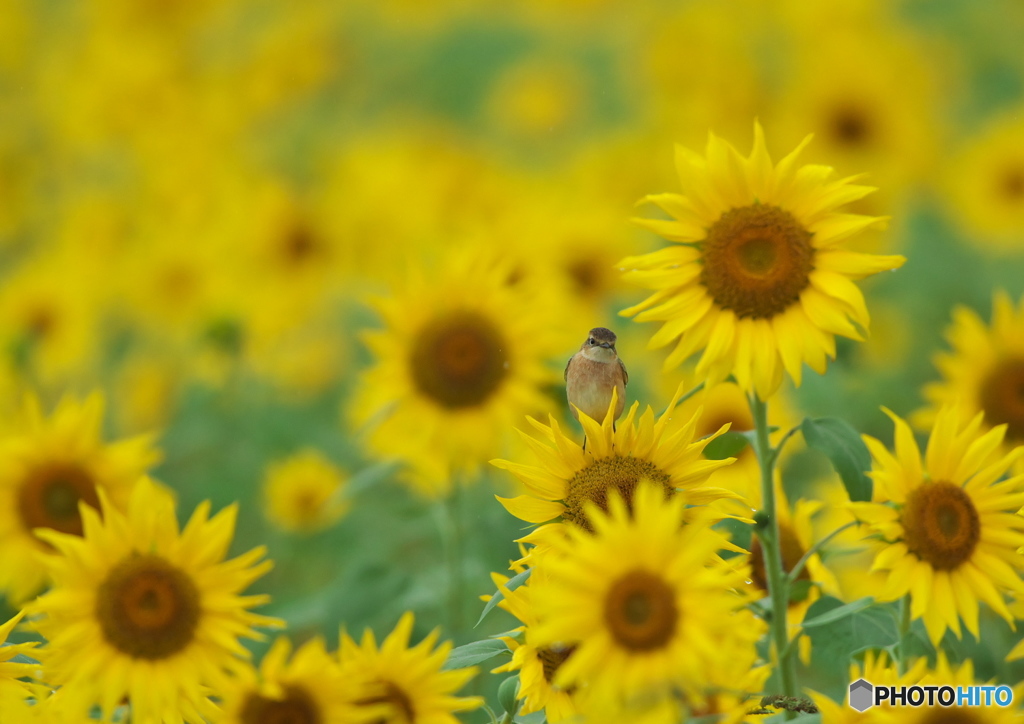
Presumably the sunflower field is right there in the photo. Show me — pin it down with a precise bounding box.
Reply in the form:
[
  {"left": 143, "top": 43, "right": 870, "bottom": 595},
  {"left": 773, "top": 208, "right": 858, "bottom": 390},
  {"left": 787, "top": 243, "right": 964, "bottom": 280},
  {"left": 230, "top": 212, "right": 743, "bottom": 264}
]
[{"left": 2, "top": 1, "right": 1024, "bottom": 722}]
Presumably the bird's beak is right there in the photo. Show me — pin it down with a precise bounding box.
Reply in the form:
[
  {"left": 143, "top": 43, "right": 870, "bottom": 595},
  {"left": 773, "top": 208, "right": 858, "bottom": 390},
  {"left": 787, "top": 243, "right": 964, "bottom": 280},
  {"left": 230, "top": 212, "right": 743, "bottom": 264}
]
[{"left": 599, "top": 342, "right": 612, "bottom": 349}]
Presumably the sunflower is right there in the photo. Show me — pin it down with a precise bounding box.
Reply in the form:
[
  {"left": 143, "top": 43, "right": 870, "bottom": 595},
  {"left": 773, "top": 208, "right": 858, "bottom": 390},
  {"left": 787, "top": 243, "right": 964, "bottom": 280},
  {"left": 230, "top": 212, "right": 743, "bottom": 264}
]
[
  {"left": 263, "top": 449, "right": 349, "bottom": 534},
  {"left": 218, "top": 636, "right": 358, "bottom": 724},
  {"left": 850, "top": 406, "right": 1024, "bottom": 645},
  {"left": 917, "top": 291, "right": 1024, "bottom": 467},
  {"left": 622, "top": 122, "right": 905, "bottom": 398},
  {"left": 491, "top": 384, "right": 738, "bottom": 538},
  {"left": 0, "top": 610, "right": 40, "bottom": 708},
  {"left": 29, "top": 477, "right": 282, "bottom": 723},
  {"left": 488, "top": 571, "right": 578, "bottom": 723},
  {"left": 0, "top": 392, "right": 160, "bottom": 602},
  {"left": 338, "top": 611, "right": 483, "bottom": 724},
  {"left": 809, "top": 649, "right": 918, "bottom": 723},
  {"left": 349, "top": 251, "right": 561, "bottom": 497},
  {"left": 529, "top": 481, "right": 765, "bottom": 707},
  {"left": 943, "top": 107, "right": 1024, "bottom": 251}
]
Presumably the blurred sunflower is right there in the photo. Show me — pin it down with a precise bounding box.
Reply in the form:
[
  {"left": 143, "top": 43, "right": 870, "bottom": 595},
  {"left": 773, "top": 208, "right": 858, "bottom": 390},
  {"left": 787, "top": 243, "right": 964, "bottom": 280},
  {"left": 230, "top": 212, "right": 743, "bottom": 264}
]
[
  {"left": 0, "top": 610, "right": 39, "bottom": 708},
  {"left": 530, "top": 482, "right": 764, "bottom": 707},
  {"left": 491, "top": 385, "right": 736, "bottom": 536},
  {"left": 810, "top": 649, "right": 918, "bottom": 723},
  {"left": 350, "top": 251, "right": 560, "bottom": 497},
  {"left": 944, "top": 107, "right": 1024, "bottom": 250},
  {"left": 218, "top": 637, "right": 358, "bottom": 724},
  {"left": 0, "top": 392, "right": 160, "bottom": 602},
  {"left": 338, "top": 612, "right": 483, "bottom": 724},
  {"left": 623, "top": 122, "right": 905, "bottom": 398},
  {"left": 918, "top": 292, "right": 1024, "bottom": 462},
  {"left": 263, "top": 449, "right": 349, "bottom": 534},
  {"left": 30, "top": 478, "right": 281, "bottom": 723},
  {"left": 850, "top": 406, "right": 1024, "bottom": 645}
]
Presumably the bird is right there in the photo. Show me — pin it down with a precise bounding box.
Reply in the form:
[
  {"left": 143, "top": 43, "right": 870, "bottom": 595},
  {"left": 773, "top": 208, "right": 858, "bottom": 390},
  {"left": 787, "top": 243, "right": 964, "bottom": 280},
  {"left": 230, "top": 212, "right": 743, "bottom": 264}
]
[{"left": 564, "top": 327, "right": 628, "bottom": 444}]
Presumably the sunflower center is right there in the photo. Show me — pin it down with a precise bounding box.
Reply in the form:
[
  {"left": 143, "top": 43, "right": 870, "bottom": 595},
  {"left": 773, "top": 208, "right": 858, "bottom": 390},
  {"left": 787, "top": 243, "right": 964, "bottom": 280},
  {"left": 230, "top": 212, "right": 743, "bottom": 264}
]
[
  {"left": 979, "top": 357, "right": 1024, "bottom": 441},
  {"left": 604, "top": 570, "right": 678, "bottom": 651},
  {"left": 95, "top": 554, "right": 201, "bottom": 660},
  {"left": 701, "top": 205, "right": 814, "bottom": 319},
  {"left": 240, "top": 685, "right": 323, "bottom": 724},
  {"left": 537, "top": 644, "right": 575, "bottom": 684},
  {"left": 409, "top": 312, "right": 508, "bottom": 410},
  {"left": 831, "top": 106, "right": 871, "bottom": 146},
  {"left": 999, "top": 166, "right": 1024, "bottom": 201},
  {"left": 281, "top": 225, "right": 320, "bottom": 266},
  {"left": 563, "top": 456, "right": 673, "bottom": 530},
  {"left": 902, "top": 482, "right": 980, "bottom": 571},
  {"left": 749, "top": 523, "right": 810, "bottom": 594},
  {"left": 17, "top": 464, "right": 100, "bottom": 537},
  {"left": 358, "top": 681, "right": 416, "bottom": 724},
  {"left": 918, "top": 707, "right": 984, "bottom": 724},
  {"left": 566, "top": 256, "right": 604, "bottom": 296}
]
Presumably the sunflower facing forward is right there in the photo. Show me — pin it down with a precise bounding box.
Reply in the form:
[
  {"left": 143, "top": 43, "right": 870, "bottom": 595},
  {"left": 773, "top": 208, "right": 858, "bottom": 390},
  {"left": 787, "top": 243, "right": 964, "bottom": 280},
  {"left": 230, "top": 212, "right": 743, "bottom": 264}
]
[
  {"left": 851, "top": 406, "right": 1024, "bottom": 645},
  {"left": 29, "top": 478, "right": 281, "bottom": 723},
  {"left": 622, "top": 122, "right": 905, "bottom": 398}
]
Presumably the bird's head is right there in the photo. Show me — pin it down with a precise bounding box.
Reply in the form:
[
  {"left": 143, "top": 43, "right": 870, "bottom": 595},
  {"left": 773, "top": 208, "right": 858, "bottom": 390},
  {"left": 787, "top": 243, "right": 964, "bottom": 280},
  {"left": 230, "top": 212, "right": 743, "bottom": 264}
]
[{"left": 581, "top": 327, "right": 618, "bottom": 360}]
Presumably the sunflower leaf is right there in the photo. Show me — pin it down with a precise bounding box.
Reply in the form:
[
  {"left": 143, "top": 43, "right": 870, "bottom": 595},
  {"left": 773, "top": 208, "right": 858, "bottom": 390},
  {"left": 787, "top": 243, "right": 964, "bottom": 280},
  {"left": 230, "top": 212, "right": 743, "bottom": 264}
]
[
  {"left": 442, "top": 639, "right": 509, "bottom": 670},
  {"left": 703, "top": 430, "right": 751, "bottom": 460},
  {"left": 801, "top": 418, "right": 872, "bottom": 502},
  {"left": 800, "top": 597, "right": 875, "bottom": 628},
  {"left": 476, "top": 568, "right": 531, "bottom": 627}
]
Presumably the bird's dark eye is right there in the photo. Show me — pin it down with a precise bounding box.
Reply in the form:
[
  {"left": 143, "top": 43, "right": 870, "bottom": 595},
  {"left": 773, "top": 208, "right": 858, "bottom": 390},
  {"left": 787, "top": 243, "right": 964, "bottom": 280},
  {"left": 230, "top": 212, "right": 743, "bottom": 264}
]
[{"left": 588, "top": 337, "right": 595, "bottom": 345}]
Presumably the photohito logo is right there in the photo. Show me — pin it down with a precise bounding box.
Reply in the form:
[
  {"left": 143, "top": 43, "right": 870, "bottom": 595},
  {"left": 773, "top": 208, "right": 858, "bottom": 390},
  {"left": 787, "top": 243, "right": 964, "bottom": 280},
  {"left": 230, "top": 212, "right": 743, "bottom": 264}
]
[{"left": 848, "top": 679, "right": 1014, "bottom": 712}]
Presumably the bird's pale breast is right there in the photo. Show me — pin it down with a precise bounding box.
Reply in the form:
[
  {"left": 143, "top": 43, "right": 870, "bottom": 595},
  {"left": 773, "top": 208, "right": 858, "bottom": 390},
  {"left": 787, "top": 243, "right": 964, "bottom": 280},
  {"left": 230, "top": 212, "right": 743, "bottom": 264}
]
[{"left": 566, "top": 356, "right": 626, "bottom": 422}]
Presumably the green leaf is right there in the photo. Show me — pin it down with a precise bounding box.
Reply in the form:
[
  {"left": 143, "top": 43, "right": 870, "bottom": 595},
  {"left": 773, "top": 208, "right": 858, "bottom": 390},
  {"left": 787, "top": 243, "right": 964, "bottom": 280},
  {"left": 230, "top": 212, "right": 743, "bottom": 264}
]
[
  {"left": 801, "top": 597, "right": 875, "bottom": 628},
  {"left": 789, "top": 579, "right": 814, "bottom": 604},
  {"left": 498, "top": 676, "right": 520, "bottom": 715},
  {"left": 703, "top": 430, "right": 751, "bottom": 460},
  {"left": 801, "top": 418, "right": 872, "bottom": 502},
  {"left": 442, "top": 639, "right": 509, "bottom": 670},
  {"left": 476, "top": 568, "right": 531, "bottom": 627}
]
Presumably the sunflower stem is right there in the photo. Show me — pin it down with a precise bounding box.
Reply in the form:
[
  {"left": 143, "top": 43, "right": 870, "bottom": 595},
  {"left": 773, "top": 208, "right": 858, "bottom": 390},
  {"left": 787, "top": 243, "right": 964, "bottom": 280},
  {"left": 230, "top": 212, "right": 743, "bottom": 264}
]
[
  {"left": 749, "top": 394, "right": 799, "bottom": 716},
  {"left": 897, "top": 594, "right": 912, "bottom": 675}
]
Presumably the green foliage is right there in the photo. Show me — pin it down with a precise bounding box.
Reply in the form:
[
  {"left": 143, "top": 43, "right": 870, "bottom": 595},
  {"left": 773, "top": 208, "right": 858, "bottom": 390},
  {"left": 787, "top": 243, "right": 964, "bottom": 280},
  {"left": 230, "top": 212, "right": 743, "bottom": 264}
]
[{"left": 800, "top": 418, "right": 873, "bottom": 502}]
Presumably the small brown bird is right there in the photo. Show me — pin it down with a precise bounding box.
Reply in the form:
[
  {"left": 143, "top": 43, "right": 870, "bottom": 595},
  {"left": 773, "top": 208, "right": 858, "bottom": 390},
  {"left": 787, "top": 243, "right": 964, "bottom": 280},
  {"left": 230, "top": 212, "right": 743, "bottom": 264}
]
[{"left": 564, "top": 327, "right": 628, "bottom": 433}]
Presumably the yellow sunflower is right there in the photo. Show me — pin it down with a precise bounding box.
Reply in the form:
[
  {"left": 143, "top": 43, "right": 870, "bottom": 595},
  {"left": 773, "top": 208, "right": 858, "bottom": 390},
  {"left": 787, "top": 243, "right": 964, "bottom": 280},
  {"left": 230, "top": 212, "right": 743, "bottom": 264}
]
[
  {"left": 810, "top": 649, "right": 919, "bottom": 723},
  {"left": 218, "top": 636, "right": 359, "bottom": 724},
  {"left": 850, "top": 405, "right": 1024, "bottom": 645},
  {"left": 338, "top": 612, "right": 483, "bottom": 724},
  {"left": 917, "top": 291, "right": 1024, "bottom": 465},
  {"left": 944, "top": 107, "right": 1024, "bottom": 251},
  {"left": 0, "top": 391, "right": 160, "bottom": 602},
  {"left": 489, "top": 571, "right": 578, "bottom": 723},
  {"left": 0, "top": 610, "right": 40, "bottom": 708},
  {"left": 529, "top": 481, "right": 765, "bottom": 707},
  {"left": 262, "top": 449, "right": 349, "bottom": 534},
  {"left": 349, "top": 251, "right": 561, "bottom": 497},
  {"left": 622, "top": 122, "right": 905, "bottom": 398},
  {"left": 29, "top": 477, "right": 282, "bottom": 723},
  {"left": 491, "top": 385, "right": 738, "bottom": 538}
]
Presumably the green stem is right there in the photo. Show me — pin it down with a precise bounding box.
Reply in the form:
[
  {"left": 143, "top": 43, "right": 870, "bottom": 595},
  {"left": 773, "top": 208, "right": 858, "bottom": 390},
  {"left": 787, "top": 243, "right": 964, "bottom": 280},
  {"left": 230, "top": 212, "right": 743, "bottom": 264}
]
[
  {"left": 749, "top": 394, "right": 799, "bottom": 717},
  {"left": 897, "top": 594, "right": 912, "bottom": 675},
  {"left": 786, "top": 521, "right": 858, "bottom": 585}
]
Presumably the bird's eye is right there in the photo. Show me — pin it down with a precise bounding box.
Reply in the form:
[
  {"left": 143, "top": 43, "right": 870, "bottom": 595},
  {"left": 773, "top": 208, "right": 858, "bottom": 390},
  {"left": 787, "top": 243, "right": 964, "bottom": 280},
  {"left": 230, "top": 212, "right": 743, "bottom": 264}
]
[{"left": 588, "top": 337, "right": 595, "bottom": 345}]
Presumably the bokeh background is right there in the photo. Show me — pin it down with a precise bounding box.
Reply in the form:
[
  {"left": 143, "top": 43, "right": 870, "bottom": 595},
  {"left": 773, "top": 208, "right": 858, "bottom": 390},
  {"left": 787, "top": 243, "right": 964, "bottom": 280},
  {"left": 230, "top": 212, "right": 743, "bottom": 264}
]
[{"left": 2, "top": 0, "right": 1024, "bottom": 715}]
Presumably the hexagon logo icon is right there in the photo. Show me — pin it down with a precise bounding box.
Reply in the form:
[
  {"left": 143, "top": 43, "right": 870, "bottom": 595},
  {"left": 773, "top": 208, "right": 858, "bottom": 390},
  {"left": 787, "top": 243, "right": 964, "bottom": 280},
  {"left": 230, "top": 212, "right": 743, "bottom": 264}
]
[{"left": 849, "top": 679, "right": 874, "bottom": 712}]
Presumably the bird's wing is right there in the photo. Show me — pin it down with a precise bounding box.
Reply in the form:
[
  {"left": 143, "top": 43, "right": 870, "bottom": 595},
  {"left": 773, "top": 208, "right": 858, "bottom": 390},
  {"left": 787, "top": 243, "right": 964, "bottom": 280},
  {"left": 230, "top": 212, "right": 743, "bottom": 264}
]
[
  {"left": 564, "top": 356, "right": 572, "bottom": 382},
  {"left": 618, "top": 358, "right": 629, "bottom": 386}
]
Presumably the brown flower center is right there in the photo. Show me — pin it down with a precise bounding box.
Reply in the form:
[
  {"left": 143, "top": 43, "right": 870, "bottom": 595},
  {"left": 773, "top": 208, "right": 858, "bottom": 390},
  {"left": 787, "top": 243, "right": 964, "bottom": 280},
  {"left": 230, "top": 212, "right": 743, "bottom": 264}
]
[
  {"left": 566, "top": 256, "right": 605, "bottom": 297},
  {"left": 240, "top": 685, "right": 323, "bottom": 724},
  {"left": 831, "top": 105, "right": 871, "bottom": 146},
  {"left": 604, "top": 570, "right": 678, "bottom": 651},
  {"left": 749, "top": 523, "right": 811, "bottom": 594},
  {"left": 409, "top": 312, "right": 509, "bottom": 409},
  {"left": 537, "top": 645, "right": 575, "bottom": 684},
  {"left": 902, "top": 482, "right": 980, "bottom": 571},
  {"left": 701, "top": 205, "right": 814, "bottom": 319},
  {"left": 999, "top": 165, "right": 1024, "bottom": 202},
  {"left": 18, "top": 464, "right": 100, "bottom": 537},
  {"left": 979, "top": 357, "right": 1024, "bottom": 442},
  {"left": 563, "top": 456, "right": 673, "bottom": 530},
  {"left": 280, "top": 225, "right": 321, "bottom": 266},
  {"left": 357, "top": 681, "right": 416, "bottom": 724},
  {"left": 95, "top": 554, "right": 201, "bottom": 659}
]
